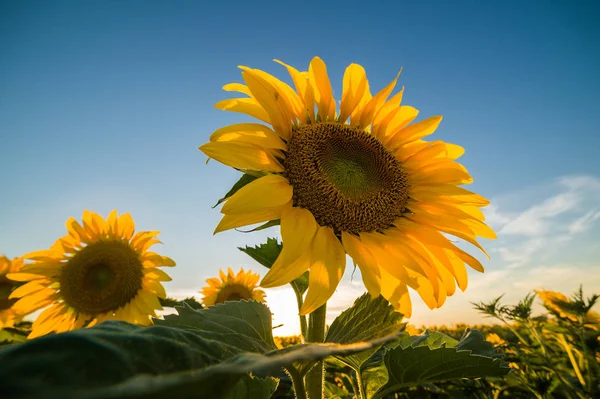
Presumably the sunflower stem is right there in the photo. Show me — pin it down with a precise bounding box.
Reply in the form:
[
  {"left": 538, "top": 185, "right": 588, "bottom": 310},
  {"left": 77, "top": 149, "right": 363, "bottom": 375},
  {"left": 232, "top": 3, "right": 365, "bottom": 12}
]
[
  {"left": 305, "top": 303, "right": 327, "bottom": 399},
  {"left": 288, "top": 367, "right": 308, "bottom": 399},
  {"left": 293, "top": 289, "right": 308, "bottom": 341}
]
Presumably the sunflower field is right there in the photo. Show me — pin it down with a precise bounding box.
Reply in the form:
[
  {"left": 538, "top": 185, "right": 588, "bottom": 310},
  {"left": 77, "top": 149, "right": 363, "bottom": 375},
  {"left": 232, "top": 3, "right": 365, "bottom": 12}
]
[{"left": 1, "top": 56, "right": 598, "bottom": 399}]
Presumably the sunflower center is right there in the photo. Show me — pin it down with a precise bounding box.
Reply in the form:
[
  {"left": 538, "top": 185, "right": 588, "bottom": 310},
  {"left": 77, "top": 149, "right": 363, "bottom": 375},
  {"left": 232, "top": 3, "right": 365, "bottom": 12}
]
[
  {"left": 59, "top": 240, "right": 143, "bottom": 315},
  {"left": 215, "top": 284, "right": 252, "bottom": 304},
  {"left": 285, "top": 122, "right": 409, "bottom": 234},
  {"left": 0, "top": 279, "right": 15, "bottom": 311}
]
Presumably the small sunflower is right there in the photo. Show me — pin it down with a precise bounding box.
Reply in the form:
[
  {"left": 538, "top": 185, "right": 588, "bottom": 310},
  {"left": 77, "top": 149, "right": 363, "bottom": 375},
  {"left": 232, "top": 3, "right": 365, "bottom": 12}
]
[
  {"left": 0, "top": 256, "right": 24, "bottom": 329},
  {"left": 535, "top": 289, "right": 600, "bottom": 328},
  {"left": 200, "top": 57, "right": 495, "bottom": 317},
  {"left": 201, "top": 267, "right": 266, "bottom": 306},
  {"left": 7, "top": 210, "right": 175, "bottom": 338}
]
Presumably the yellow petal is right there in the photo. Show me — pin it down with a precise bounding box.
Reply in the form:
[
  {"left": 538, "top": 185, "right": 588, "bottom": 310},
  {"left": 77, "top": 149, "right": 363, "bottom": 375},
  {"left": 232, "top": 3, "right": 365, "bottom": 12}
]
[
  {"left": 378, "top": 106, "right": 419, "bottom": 144},
  {"left": 214, "top": 202, "right": 291, "bottom": 234},
  {"left": 12, "top": 290, "right": 58, "bottom": 314},
  {"left": 388, "top": 116, "right": 443, "bottom": 149},
  {"left": 242, "top": 69, "right": 293, "bottom": 141},
  {"left": 380, "top": 269, "right": 412, "bottom": 318},
  {"left": 341, "top": 232, "right": 381, "bottom": 297},
  {"left": 142, "top": 253, "right": 176, "bottom": 267},
  {"left": 359, "top": 232, "right": 413, "bottom": 287},
  {"left": 339, "top": 63, "right": 368, "bottom": 123},
  {"left": 240, "top": 65, "right": 304, "bottom": 121},
  {"left": 300, "top": 226, "right": 346, "bottom": 315},
  {"left": 308, "top": 57, "right": 336, "bottom": 122},
  {"left": 405, "top": 213, "right": 489, "bottom": 258},
  {"left": 199, "top": 141, "right": 284, "bottom": 173},
  {"left": 118, "top": 213, "right": 135, "bottom": 240},
  {"left": 359, "top": 70, "right": 401, "bottom": 129},
  {"left": 223, "top": 82, "right": 251, "bottom": 96},
  {"left": 143, "top": 279, "right": 167, "bottom": 299},
  {"left": 408, "top": 163, "right": 473, "bottom": 186},
  {"left": 143, "top": 267, "right": 172, "bottom": 282},
  {"left": 107, "top": 210, "right": 118, "bottom": 238},
  {"left": 210, "top": 123, "right": 286, "bottom": 150},
  {"left": 273, "top": 59, "right": 316, "bottom": 123},
  {"left": 409, "top": 185, "right": 490, "bottom": 207},
  {"left": 261, "top": 207, "right": 319, "bottom": 287},
  {"left": 9, "top": 281, "right": 47, "bottom": 299},
  {"left": 215, "top": 97, "right": 271, "bottom": 124},
  {"left": 372, "top": 88, "right": 405, "bottom": 137},
  {"left": 221, "top": 174, "right": 293, "bottom": 215},
  {"left": 6, "top": 272, "right": 49, "bottom": 282}
]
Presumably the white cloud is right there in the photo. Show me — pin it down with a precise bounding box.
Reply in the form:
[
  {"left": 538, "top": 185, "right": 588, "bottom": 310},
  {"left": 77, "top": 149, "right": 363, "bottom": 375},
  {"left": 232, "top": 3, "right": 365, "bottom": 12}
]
[
  {"left": 499, "top": 191, "right": 580, "bottom": 236},
  {"left": 569, "top": 209, "right": 600, "bottom": 234}
]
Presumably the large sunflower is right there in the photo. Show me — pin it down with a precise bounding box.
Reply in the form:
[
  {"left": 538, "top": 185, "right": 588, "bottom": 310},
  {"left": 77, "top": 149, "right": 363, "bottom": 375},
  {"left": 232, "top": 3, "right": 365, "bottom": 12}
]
[
  {"left": 201, "top": 267, "right": 266, "bottom": 306},
  {"left": 0, "top": 256, "right": 24, "bottom": 329},
  {"left": 200, "top": 57, "right": 495, "bottom": 317},
  {"left": 7, "top": 210, "right": 175, "bottom": 338}
]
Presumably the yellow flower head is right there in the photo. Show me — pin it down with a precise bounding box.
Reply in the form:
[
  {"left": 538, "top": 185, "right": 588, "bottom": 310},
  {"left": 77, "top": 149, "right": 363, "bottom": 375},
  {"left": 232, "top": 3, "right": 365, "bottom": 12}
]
[
  {"left": 201, "top": 267, "right": 266, "bottom": 306},
  {"left": 0, "top": 256, "right": 25, "bottom": 329},
  {"left": 200, "top": 57, "right": 495, "bottom": 317},
  {"left": 535, "top": 289, "right": 600, "bottom": 328},
  {"left": 486, "top": 333, "right": 507, "bottom": 346},
  {"left": 7, "top": 210, "right": 175, "bottom": 338}
]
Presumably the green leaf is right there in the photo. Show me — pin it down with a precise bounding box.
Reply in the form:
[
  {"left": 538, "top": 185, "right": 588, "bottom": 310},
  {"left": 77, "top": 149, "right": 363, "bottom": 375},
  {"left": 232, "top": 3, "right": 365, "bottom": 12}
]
[
  {"left": 223, "top": 375, "right": 279, "bottom": 399},
  {"left": 0, "top": 297, "right": 402, "bottom": 399},
  {"left": 159, "top": 296, "right": 203, "bottom": 310},
  {"left": 213, "top": 173, "right": 264, "bottom": 208},
  {"left": 239, "top": 238, "right": 308, "bottom": 296},
  {"left": 237, "top": 219, "right": 280, "bottom": 233},
  {"left": 156, "top": 300, "right": 277, "bottom": 350},
  {"left": 326, "top": 293, "right": 404, "bottom": 371},
  {"left": 372, "top": 329, "right": 511, "bottom": 398}
]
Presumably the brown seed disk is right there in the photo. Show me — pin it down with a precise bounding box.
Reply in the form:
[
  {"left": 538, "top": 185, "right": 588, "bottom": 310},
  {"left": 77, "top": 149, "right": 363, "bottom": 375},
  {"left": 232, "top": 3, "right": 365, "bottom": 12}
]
[
  {"left": 60, "top": 240, "right": 143, "bottom": 315},
  {"left": 284, "top": 122, "right": 410, "bottom": 235}
]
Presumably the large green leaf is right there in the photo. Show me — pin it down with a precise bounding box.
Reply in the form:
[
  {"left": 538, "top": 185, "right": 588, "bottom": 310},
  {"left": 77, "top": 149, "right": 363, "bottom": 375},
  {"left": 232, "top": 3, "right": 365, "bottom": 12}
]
[
  {"left": 326, "top": 293, "right": 404, "bottom": 371},
  {"left": 0, "top": 299, "right": 402, "bottom": 399},
  {"left": 223, "top": 375, "right": 279, "bottom": 399},
  {"left": 157, "top": 300, "right": 276, "bottom": 349},
  {"left": 372, "top": 329, "right": 511, "bottom": 399},
  {"left": 239, "top": 238, "right": 309, "bottom": 295}
]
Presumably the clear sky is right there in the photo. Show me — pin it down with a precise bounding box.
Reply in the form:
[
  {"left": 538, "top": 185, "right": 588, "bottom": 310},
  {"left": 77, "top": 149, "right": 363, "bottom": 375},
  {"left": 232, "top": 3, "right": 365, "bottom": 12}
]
[{"left": 1, "top": 0, "right": 599, "bottom": 336}]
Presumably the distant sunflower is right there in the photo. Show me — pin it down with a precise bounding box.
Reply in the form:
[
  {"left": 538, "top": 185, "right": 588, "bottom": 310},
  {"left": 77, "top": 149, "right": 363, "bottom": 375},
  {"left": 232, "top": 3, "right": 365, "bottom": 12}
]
[
  {"left": 0, "top": 256, "right": 24, "bottom": 329},
  {"left": 7, "top": 210, "right": 175, "bottom": 338},
  {"left": 535, "top": 289, "right": 600, "bottom": 329},
  {"left": 201, "top": 268, "right": 266, "bottom": 306},
  {"left": 200, "top": 57, "right": 495, "bottom": 317}
]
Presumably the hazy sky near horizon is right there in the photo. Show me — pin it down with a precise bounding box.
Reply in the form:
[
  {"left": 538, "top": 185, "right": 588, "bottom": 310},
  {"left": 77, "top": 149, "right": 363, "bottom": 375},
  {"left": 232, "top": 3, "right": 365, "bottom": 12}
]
[{"left": 1, "top": 1, "right": 599, "bottom": 335}]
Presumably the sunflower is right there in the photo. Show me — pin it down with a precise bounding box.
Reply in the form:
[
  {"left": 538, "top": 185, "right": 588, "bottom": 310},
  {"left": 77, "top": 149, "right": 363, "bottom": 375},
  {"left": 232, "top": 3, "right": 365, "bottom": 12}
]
[
  {"left": 7, "top": 210, "right": 175, "bottom": 338},
  {"left": 535, "top": 289, "right": 600, "bottom": 329},
  {"left": 199, "top": 57, "right": 495, "bottom": 317},
  {"left": 201, "top": 267, "right": 266, "bottom": 306},
  {"left": 0, "top": 256, "right": 24, "bottom": 329}
]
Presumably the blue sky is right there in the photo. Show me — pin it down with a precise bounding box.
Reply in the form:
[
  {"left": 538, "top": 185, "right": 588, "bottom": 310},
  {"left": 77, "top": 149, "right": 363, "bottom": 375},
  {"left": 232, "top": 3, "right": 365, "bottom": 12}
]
[{"left": 1, "top": 1, "right": 599, "bottom": 335}]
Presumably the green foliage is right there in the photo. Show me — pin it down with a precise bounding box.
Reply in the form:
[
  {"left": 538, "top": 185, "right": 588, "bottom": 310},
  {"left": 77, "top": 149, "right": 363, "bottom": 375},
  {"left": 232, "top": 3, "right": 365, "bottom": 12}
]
[
  {"left": 0, "top": 300, "right": 404, "bottom": 399},
  {"left": 372, "top": 329, "right": 510, "bottom": 398},
  {"left": 326, "top": 293, "right": 404, "bottom": 371},
  {"left": 159, "top": 296, "right": 203, "bottom": 310}
]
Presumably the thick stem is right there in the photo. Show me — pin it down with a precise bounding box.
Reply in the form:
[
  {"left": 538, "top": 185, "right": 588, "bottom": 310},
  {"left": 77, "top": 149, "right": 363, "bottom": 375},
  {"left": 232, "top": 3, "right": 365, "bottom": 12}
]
[
  {"left": 293, "top": 289, "right": 308, "bottom": 341},
  {"left": 305, "top": 303, "right": 327, "bottom": 399},
  {"left": 288, "top": 367, "right": 308, "bottom": 399}
]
